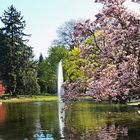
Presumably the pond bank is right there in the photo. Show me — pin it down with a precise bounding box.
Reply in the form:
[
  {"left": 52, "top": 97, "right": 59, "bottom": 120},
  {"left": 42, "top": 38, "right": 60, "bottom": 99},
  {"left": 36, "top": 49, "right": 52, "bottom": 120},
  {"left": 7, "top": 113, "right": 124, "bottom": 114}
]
[
  {"left": 127, "top": 101, "right": 140, "bottom": 106},
  {"left": 1, "top": 96, "right": 140, "bottom": 106},
  {"left": 0, "top": 95, "right": 58, "bottom": 103}
]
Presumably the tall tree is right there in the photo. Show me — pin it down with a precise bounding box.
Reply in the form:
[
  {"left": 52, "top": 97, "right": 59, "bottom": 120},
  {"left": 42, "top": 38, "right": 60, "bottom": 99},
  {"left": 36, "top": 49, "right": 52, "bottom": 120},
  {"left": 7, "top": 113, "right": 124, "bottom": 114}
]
[
  {"left": 37, "top": 54, "right": 48, "bottom": 93},
  {"left": 39, "top": 53, "right": 44, "bottom": 63},
  {"left": 0, "top": 5, "right": 40, "bottom": 95},
  {"left": 53, "top": 19, "right": 84, "bottom": 50},
  {"left": 63, "top": 0, "right": 140, "bottom": 103},
  {"left": 37, "top": 46, "right": 69, "bottom": 94},
  {"left": 1, "top": 5, "right": 28, "bottom": 43},
  {"left": 47, "top": 46, "right": 69, "bottom": 93}
]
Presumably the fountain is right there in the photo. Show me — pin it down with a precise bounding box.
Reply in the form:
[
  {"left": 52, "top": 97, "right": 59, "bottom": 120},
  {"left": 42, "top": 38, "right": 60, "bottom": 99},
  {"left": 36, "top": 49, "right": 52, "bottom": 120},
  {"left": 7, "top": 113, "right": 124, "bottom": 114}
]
[
  {"left": 57, "top": 61, "right": 65, "bottom": 139},
  {"left": 57, "top": 61, "right": 64, "bottom": 102}
]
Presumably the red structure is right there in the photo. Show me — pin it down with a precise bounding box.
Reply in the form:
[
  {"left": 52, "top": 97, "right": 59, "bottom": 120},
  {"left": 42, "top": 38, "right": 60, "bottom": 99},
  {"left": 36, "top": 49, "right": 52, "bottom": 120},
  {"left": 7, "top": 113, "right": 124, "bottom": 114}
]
[{"left": 0, "top": 81, "right": 5, "bottom": 96}]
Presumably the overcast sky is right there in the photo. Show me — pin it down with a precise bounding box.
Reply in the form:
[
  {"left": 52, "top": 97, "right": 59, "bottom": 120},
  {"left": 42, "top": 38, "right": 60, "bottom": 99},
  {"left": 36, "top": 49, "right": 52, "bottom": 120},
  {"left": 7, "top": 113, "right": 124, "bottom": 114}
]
[{"left": 0, "top": 0, "right": 139, "bottom": 59}]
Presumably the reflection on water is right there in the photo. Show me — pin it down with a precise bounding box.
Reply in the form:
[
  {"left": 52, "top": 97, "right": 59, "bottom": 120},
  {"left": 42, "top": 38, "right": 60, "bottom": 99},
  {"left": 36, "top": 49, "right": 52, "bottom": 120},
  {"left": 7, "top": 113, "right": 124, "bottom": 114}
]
[
  {"left": 65, "top": 123, "right": 128, "bottom": 140},
  {"left": 58, "top": 102, "right": 65, "bottom": 140},
  {"left": 65, "top": 102, "right": 140, "bottom": 140},
  {"left": 34, "top": 130, "right": 54, "bottom": 140},
  {"left": 0, "top": 104, "right": 7, "bottom": 125},
  {"left": 0, "top": 102, "right": 59, "bottom": 140},
  {"left": 0, "top": 101, "right": 139, "bottom": 140}
]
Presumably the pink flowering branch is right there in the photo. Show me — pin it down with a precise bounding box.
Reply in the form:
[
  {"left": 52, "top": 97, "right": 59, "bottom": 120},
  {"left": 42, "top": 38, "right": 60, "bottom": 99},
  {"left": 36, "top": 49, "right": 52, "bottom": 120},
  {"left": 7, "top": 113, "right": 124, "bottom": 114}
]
[{"left": 63, "top": 0, "right": 140, "bottom": 103}]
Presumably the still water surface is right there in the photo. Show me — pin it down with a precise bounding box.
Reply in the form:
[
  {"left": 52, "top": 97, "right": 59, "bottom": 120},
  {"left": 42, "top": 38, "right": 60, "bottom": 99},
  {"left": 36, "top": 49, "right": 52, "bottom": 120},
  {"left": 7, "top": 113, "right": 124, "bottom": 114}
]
[{"left": 0, "top": 101, "right": 139, "bottom": 140}]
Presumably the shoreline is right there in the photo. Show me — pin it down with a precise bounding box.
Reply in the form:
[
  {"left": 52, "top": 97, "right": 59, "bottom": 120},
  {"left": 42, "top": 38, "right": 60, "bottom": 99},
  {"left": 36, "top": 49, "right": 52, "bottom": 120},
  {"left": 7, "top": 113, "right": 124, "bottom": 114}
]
[
  {"left": 0, "top": 96, "right": 139, "bottom": 106},
  {"left": 0, "top": 95, "right": 58, "bottom": 103},
  {"left": 127, "top": 101, "right": 140, "bottom": 106}
]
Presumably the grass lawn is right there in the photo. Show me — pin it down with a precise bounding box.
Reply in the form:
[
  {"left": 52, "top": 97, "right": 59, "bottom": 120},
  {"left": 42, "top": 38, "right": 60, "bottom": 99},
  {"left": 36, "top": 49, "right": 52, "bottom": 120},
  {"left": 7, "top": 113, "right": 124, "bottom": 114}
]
[
  {"left": 0, "top": 95, "right": 58, "bottom": 103},
  {"left": 127, "top": 101, "right": 140, "bottom": 106}
]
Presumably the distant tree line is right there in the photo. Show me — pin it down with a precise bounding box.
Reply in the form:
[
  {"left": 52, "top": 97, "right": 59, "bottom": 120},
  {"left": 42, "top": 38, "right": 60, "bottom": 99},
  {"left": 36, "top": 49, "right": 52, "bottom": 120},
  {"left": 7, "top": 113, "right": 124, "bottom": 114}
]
[
  {"left": 37, "top": 0, "right": 140, "bottom": 103},
  {"left": 37, "top": 20, "right": 85, "bottom": 94},
  {"left": 3, "top": 2, "right": 139, "bottom": 104},
  {"left": 0, "top": 5, "right": 82, "bottom": 96}
]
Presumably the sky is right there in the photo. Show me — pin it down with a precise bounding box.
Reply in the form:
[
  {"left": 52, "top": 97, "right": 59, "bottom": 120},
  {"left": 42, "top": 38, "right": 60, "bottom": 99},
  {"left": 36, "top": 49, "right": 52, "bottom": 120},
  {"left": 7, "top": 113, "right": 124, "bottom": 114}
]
[
  {"left": 0, "top": 0, "right": 139, "bottom": 59},
  {"left": 0, "top": 0, "right": 102, "bottom": 58}
]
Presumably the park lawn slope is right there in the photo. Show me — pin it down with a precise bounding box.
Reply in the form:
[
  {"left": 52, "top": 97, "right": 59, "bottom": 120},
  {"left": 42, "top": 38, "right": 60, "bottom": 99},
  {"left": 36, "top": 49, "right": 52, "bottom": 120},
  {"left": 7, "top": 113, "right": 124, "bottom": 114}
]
[
  {"left": 0, "top": 95, "right": 58, "bottom": 103},
  {"left": 127, "top": 101, "right": 140, "bottom": 106}
]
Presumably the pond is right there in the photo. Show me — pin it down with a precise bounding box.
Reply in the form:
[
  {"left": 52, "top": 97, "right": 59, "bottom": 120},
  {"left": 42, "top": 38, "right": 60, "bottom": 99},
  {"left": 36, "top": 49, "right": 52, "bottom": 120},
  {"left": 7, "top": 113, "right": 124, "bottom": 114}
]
[{"left": 0, "top": 101, "right": 139, "bottom": 140}]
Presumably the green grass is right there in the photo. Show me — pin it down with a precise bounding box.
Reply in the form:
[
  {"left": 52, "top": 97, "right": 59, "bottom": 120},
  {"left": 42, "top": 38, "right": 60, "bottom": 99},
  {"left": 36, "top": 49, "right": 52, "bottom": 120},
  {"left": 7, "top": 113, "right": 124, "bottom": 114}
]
[
  {"left": 0, "top": 95, "right": 58, "bottom": 103},
  {"left": 127, "top": 101, "right": 140, "bottom": 106}
]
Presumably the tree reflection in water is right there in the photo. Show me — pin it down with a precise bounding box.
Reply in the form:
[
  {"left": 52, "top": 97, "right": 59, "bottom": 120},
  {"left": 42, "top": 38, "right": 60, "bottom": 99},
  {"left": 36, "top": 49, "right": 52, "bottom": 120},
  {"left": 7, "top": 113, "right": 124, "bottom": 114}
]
[
  {"left": 0, "top": 102, "right": 139, "bottom": 139},
  {"left": 64, "top": 123, "right": 128, "bottom": 140},
  {"left": 0, "top": 104, "right": 7, "bottom": 125},
  {"left": 63, "top": 102, "right": 140, "bottom": 140}
]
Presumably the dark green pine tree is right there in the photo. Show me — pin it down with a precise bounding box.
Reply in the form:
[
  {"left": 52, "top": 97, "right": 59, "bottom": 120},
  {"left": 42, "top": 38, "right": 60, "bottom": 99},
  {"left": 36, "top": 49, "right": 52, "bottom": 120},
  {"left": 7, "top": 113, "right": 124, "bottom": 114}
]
[
  {"left": 0, "top": 5, "right": 40, "bottom": 95},
  {"left": 1, "top": 5, "right": 27, "bottom": 40},
  {"left": 0, "top": 31, "right": 10, "bottom": 83},
  {"left": 39, "top": 53, "right": 44, "bottom": 63},
  {"left": 37, "top": 53, "right": 48, "bottom": 93}
]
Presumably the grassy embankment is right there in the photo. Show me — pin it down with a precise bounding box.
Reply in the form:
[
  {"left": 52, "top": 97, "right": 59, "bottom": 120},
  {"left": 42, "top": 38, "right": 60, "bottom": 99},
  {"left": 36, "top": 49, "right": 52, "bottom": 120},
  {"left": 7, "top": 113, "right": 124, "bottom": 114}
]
[
  {"left": 127, "top": 101, "right": 140, "bottom": 106},
  {"left": 0, "top": 94, "right": 139, "bottom": 105},
  {"left": 0, "top": 95, "right": 58, "bottom": 103}
]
